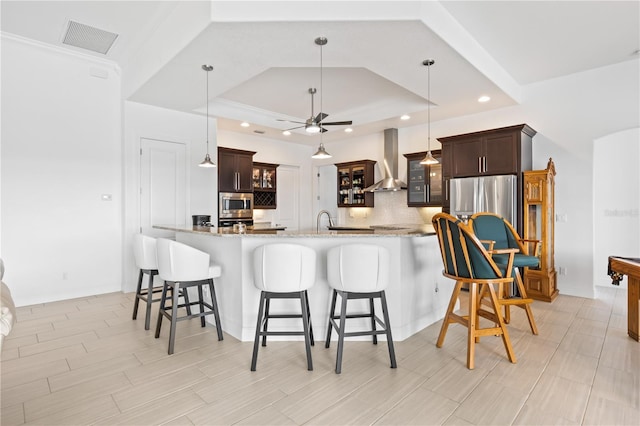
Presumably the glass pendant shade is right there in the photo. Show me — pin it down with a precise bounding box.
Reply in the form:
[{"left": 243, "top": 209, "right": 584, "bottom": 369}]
[{"left": 312, "top": 143, "right": 331, "bottom": 159}]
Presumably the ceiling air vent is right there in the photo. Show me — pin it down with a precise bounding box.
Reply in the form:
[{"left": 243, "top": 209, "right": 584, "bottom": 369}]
[{"left": 62, "top": 20, "right": 118, "bottom": 55}]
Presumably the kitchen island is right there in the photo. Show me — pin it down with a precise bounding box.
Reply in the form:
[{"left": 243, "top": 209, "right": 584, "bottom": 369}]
[{"left": 154, "top": 224, "right": 453, "bottom": 342}]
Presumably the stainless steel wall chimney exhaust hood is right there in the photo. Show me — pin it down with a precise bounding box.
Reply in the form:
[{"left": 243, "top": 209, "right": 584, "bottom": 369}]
[{"left": 364, "top": 128, "right": 407, "bottom": 192}]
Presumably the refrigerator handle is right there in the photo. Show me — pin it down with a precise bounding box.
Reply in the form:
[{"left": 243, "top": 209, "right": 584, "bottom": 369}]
[
  {"left": 478, "top": 157, "right": 482, "bottom": 173},
  {"left": 483, "top": 156, "right": 487, "bottom": 173}
]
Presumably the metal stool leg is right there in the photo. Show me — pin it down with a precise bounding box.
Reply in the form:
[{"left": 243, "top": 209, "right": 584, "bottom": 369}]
[
  {"left": 132, "top": 269, "right": 143, "bottom": 321},
  {"left": 251, "top": 291, "right": 267, "bottom": 371},
  {"left": 369, "top": 297, "right": 378, "bottom": 345},
  {"left": 300, "top": 290, "right": 313, "bottom": 371},
  {"left": 143, "top": 271, "right": 156, "bottom": 330},
  {"left": 197, "top": 284, "right": 206, "bottom": 327},
  {"left": 208, "top": 279, "right": 223, "bottom": 341},
  {"left": 261, "top": 297, "right": 271, "bottom": 347},
  {"left": 155, "top": 281, "right": 168, "bottom": 338},
  {"left": 168, "top": 283, "right": 180, "bottom": 355},
  {"left": 305, "top": 290, "right": 315, "bottom": 346},
  {"left": 380, "top": 291, "right": 397, "bottom": 368},
  {"left": 325, "top": 289, "right": 338, "bottom": 348},
  {"left": 335, "top": 291, "right": 348, "bottom": 374},
  {"left": 182, "top": 289, "right": 192, "bottom": 316}
]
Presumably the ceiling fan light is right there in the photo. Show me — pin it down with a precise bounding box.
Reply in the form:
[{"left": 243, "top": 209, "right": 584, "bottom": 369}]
[
  {"left": 312, "top": 143, "right": 331, "bottom": 159},
  {"left": 199, "top": 153, "right": 216, "bottom": 168},
  {"left": 420, "top": 151, "right": 439, "bottom": 165},
  {"left": 306, "top": 123, "right": 321, "bottom": 133}
]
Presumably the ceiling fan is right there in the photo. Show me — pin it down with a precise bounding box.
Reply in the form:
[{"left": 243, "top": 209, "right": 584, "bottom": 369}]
[
  {"left": 278, "top": 37, "right": 353, "bottom": 134},
  {"left": 277, "top": 87, "right": 353, "bottom": 134}
]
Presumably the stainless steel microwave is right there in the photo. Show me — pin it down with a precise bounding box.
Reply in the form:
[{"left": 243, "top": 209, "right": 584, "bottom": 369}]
[{"left": 219, "top": 192, "right": 253, "bottom": 219}]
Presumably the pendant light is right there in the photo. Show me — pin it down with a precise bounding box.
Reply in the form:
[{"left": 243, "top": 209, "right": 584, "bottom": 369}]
[
  {"left": 199, "top": 64, "right": 216, "bottom": 168},
  {"left": 311, "top": 36, "right": 331, "bottom": 159},
  {"left": 420, "top": 59, "right": 439, "bottom": 166}
]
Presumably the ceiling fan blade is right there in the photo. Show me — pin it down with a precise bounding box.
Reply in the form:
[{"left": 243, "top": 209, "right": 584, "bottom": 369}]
[
  {"left": 321, "top": 120, "right": 353, "bottom": 126},
  {"left": 315, "top": 112, "right": 329, "bottom": 123},
  {"left": 284, "top": 125, "right": 305, "bottom": 131},
  {"left": 320, "top": 127, "right": 328, "bottom": 133},
  {"left": 277, "top": 119, "right": 306, "bottom": 125}
]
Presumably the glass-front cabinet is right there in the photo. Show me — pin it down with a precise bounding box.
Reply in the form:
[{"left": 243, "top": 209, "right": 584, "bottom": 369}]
[
  {"left": 335, "top": 160, "right": 375, "bottom": 207},
  {"left": 523, "top": 158, "right": 558, "bottom": 302},
  {"left": 252, "top": 162, "right": 278, "bottom": 209},
  {"left": 404, "top": 151, "right": 443, "bottom": 207}
]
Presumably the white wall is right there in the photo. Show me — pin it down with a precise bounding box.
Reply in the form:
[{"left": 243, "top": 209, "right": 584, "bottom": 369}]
[
  {"left": 593, "top": 128, "right": 640, "bottom": 289},
  {"left": 1, "top": 36, "right": 123, "bottom": 305}
]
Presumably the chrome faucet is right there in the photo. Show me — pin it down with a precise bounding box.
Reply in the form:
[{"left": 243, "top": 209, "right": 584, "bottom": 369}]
[{"left": 316, "top": 210, "right": 334, "bottom": 232}]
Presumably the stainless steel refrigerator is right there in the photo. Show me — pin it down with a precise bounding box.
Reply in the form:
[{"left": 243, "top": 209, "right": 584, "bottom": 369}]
[{"left": 449, "top": 175, "right": 517, "bottom": 226}]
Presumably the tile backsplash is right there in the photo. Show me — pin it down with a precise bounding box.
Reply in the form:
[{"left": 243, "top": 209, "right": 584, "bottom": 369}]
[{"left": 338, "top": 191, "right": 441, "bottom": 226}]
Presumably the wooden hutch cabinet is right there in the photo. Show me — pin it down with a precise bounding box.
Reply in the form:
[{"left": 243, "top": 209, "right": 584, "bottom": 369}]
[
  {"left": 523, "top": 158, "right": 558, "bottom": 302},
  {"left": 252, "top": 162, "right": 278, "bottom": 209},
  {"left": 218, "top": 147, "right": 255, "bottom": 193},
  {"left": 336, "top": 160, "right": 376, "bottom": 207},
  {"left": 403, "top": 151, "right": 443, "bottom": 207},
  {"left": 439, "top": 124, "right": 536, "bottom": 232}
]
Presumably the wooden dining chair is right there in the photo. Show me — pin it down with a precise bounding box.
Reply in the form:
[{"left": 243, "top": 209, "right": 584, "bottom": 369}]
[
  {"left": 432, "top": 212, "right": 518, "bottom": 369},
  {"left": 468, "top": 212, "right": 539, "bottom": 335}
]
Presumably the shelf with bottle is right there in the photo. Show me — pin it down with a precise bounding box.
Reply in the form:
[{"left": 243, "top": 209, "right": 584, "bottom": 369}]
[{"left": 335, "top": 160, "right": 376, "bottom": 208}]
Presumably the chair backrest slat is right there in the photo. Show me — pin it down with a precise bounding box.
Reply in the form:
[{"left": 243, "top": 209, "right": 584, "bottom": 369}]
[{"left": 433, "top": 213, "right": 505, "bottom": 280}]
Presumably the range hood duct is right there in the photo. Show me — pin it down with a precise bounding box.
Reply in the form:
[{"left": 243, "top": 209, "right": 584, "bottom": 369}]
[{"left": 364, "top": 128, "right": 407, "bottom": 192}]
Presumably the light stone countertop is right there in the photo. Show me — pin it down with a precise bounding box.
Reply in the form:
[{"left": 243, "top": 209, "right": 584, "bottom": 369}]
[{"left": 154, "top": 223, "right": 436, "bottom": 238}]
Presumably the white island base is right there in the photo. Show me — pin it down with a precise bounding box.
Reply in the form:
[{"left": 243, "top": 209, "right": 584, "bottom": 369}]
[{"left": 166, "top": 227, "right": 455, "bottom": 342}]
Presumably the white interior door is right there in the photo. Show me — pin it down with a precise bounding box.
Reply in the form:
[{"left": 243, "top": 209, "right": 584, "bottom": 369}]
[
  {"left": 140, "top": 138, "right": 187, "bottom": 238},
  {"left": 276, "top": 165, "right": 300, "bottom": 231},
  {"left": 317, "top": 164, "right": 338, "bottom": 227}
]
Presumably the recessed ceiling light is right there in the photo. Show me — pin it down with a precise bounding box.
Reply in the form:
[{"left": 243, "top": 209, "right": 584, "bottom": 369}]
[
  {"left": 400, "top": 114, "right": 410, "bottom": 120},
  {"left": 282, "top": 130, "right": 291, "bottom": 136},
  {"left": 478, "top": 96, "right": 491, "bottom": 103},
  {"left": 240, "top": 122, "right": 250, "bottom": 127},
  {"left": 344, "top": 128, "right": 353, "bottom": 133}
]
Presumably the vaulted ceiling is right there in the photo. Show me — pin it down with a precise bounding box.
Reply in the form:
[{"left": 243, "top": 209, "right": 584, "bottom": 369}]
[{"left": 2, "top": 1, "right": 638, "bottom": 145}]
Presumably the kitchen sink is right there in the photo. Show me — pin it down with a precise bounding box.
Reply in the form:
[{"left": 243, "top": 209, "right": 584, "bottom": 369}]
[{"left": 327, "top": 226, "right": 374, "bottom": 232}]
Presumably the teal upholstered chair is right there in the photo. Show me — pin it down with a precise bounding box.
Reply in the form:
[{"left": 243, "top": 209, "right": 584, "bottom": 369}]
[
  {"left": 432, "top": 213, "right": 518, "bottom": 369},
  {"left": 468, "top": 212, "right": 538, "bottom": 335}
]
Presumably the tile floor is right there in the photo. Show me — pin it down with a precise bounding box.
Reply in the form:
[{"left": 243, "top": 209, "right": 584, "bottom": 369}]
[{"left": 1, "top": 286, "right": 638, "bottom": 425}]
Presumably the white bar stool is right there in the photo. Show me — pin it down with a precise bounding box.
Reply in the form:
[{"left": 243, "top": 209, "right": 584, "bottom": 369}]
[
  {"left": 155, "top": 238, "right": 223, "bottom": 355},
  {"left": 325, "top": 244, "right": 397, "bottom": 374},
  {"left": 251, "top": 243, "right": 316, "bottom": 371}
]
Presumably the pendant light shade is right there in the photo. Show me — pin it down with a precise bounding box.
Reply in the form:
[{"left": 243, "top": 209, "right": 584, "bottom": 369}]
[
  {"left": 199, "top": 153, "right": 216, "bottom": 167},
  {"left": 420, "top": 59, "right": 439, "bottom": 166},
  {"left": 312, "top": 142, "right": 331, "bottom": 159},
  {"left": 199, "top": 64, "right": 216, "bottom": 168}
]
